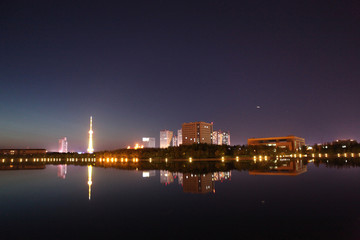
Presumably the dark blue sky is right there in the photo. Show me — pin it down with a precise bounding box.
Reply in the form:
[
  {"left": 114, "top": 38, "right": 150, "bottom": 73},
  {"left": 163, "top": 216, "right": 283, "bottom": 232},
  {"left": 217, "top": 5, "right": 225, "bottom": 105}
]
[{"left": 1, "top": 0, "right": 359, "bottom": 151}]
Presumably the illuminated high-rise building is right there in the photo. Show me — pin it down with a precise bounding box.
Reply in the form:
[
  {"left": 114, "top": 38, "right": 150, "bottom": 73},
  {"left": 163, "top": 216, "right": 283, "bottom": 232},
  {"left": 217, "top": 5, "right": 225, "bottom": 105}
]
[
  {"left": 172, "top": 135, "right": 178, "bottom": 147},
  {"left": 222, "top": 131, "right": 231, "bottom": 145},
  {"left": 212, "top": 131, "right": 219, "bottom": 145},
  {"left": 87, "top": 116, "right": 94, "bottom": 153},
  {"left": 182, "top": 122, "right": 213, "bottom": 145},
  {"left": 212, "top": 130, "right": 230, "bottom": 145},
  {"left": 160, "top": 130, "right": 173, "bottom": 148},
  {"left": 58, "top": 137, "right": 68, "bottom": 153},
  {"left": 142, "top": 137, "right": 155, "bottom": 148},
  {"left": 177, "top": 129, "right": 182, "bottom": 146}
]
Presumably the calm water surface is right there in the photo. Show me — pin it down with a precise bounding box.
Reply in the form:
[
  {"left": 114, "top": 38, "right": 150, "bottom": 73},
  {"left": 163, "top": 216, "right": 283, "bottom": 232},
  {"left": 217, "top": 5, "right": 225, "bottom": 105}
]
[{"left": 1, "top": 160, "right": 360, "bottom": 239}]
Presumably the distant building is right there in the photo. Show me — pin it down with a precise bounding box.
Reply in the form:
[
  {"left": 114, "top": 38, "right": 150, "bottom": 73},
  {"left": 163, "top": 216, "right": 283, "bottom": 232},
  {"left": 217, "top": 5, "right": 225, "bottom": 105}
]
[
  {"left": 177, "top": 129, "right": 182, "bottom": 146},
  {"left": 331, "top": 139, "right": 358, "bottom": 146},
  {"left": 247, "top": 135, "right": 305, "bottom": 151},
  {"left": 58, "top": 137, "right": 68, "bottom": 153},
  {"left": 160, "top": 130, "right": 173, "bottom": 148},
  {"left": 212, "top": 130, "right": 230, "bottom": 145},
  {"left": 142, "top": 137, "right": 155, "bottom": 148},
  {"left": 222, "top": 131, "right": 231, "bottom": 145},
  {"left": 212, "top": 131, "right": 219, "bottom": 145},
  {"left": 0, "top": 149, "right": 47, "bottom": 155},
  {"left": 172, "top": 135, "right": 178, "bottom": 147},
  {"left": 182, "top": 122, "right": 213, "bottom": 145}
]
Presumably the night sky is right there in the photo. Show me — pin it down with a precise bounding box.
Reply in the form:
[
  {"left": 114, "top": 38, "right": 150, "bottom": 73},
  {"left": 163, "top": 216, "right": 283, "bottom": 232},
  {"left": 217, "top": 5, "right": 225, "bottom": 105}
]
[{"left": 1, "top": 0, "right": 359, "bottom": 151}]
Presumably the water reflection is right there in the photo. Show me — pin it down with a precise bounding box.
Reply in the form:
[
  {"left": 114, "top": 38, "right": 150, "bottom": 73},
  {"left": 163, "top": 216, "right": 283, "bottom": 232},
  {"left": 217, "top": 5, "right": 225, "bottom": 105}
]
[
  {"left": 158, "top": 170, "right": 231, "bottom": 194},
  {"left": 183, "top": 173, "right": 214, "bottom": 194},
  {"left": 2, "top": 157, "right": 360, "bottom": 239},
  {"left": 57, "top": 164, "right": 67, "bottom": 179},
  {"left": 142, "top": 170, "right": 156, "bottom": 178},
  {"left": 88, "top": 165, "right": 92, "bottom": 200},
  {"left": 4, "top": 158, "right": 360, "bottom": 199},
  {"left": 249, "top": 159, "right": 307, "bottom": 176}
]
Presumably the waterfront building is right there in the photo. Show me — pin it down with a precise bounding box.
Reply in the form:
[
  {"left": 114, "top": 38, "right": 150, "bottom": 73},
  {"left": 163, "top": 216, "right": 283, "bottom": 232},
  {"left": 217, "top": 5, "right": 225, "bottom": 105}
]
[
  {"left": 247, "top": 135, "right": 305, "bottom": 151},
  {"left": 0, "top": 149, "right": 46, "bottom": 155},
  {"left": 182, "top": 122, "right": 213, "bottom": 145},
  {"left": 160, "top": 130, "right": 173, "bottom": 148},
  {"left": 177, "top": 129, "right": 182, "bottom": 146},
  {"left": 58, "top": 137, "right": 68, "bottom": 153},
  {"left": 331, "top": 139, "right": 358, "bottom": 146},
  {"left": 142, "top": 137, "right": 155, "bottom": 148}
]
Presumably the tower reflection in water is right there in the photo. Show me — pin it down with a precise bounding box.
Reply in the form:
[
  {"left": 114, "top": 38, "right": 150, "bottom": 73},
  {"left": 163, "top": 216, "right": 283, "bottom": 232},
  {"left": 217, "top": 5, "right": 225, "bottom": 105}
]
[{"left": 88, "top": 165, "right": 92, "bottom": 200}]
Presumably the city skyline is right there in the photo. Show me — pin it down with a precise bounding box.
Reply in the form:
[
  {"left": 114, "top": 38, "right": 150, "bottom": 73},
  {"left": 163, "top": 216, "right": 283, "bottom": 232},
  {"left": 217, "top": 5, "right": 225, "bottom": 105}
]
[
  {"left": 0, "top": 115, "right": 358, "bottom": 152},
  {"left": 2, "top": 1, "right": 360, "bottom": 239},
  {"left": 1, "top": 1, "right": 359, "bottom": 151}
]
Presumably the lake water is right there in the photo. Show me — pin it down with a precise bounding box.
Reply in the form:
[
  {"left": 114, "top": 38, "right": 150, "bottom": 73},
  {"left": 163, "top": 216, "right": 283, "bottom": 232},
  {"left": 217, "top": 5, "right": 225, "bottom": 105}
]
[{"left": 1, "top": 159, "right": 360, "bottom": 239}]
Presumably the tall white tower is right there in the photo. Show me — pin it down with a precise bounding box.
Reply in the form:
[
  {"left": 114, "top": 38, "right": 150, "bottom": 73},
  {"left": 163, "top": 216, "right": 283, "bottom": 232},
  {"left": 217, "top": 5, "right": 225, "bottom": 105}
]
[{"left": 87, "top": 116, "right": 94, "bottom": 153}]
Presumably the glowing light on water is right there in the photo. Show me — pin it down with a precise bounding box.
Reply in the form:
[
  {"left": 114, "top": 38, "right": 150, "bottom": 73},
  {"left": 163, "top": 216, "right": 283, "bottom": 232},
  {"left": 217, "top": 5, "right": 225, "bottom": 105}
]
[{"left": 88, "top": 165, "right": 92, "bottom": 200}]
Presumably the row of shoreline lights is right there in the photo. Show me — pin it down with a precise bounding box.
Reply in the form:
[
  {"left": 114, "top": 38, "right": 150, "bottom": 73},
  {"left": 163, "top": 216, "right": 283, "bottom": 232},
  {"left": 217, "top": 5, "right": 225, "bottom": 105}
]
[
  {"left": 275, "top": 153, "right": 360, "bottom": 158},
  {"left": 254, "top": 155, "right": 268, "bottom": 162},
  {"left": 0, "top": 156, "right": 269, "bottom": 164},
  {"left": 4, "top": 153, "right": 360, "bottom": 164},
  {"left": 98, "top": 157, "right": 139, "bottom": 163},
  {"left": 98, "top": 156, "right": 243, "bottom": 163},
  {"left": 1, "top": 158, "right": 96, "bottom": 163}
]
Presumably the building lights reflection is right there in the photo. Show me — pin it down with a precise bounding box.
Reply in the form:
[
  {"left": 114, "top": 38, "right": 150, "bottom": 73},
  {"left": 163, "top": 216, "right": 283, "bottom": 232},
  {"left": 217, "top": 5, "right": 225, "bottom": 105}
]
[
  {"left": 160, "top": 170, "right": 231, "bottom": 194},
  {"left": 57, "top": 164, "right": 67, "bottom": 179}
]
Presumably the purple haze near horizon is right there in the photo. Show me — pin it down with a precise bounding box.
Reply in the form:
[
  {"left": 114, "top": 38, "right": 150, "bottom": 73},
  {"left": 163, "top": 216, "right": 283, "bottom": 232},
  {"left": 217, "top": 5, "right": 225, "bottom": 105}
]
[{"left": 0, "top": 0, "right": 359, "bottom": 151}]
